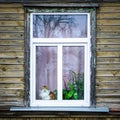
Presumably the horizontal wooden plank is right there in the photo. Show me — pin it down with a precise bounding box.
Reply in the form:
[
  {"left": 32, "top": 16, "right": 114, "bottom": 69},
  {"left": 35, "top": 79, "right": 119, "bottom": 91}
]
[
  {"left": 0, "top": 99, "right": 23, "bottom": 105},
  {"left": 98, "top": 7, "right": 120, "bottom": 12},
  {"left": 0, "top": 97, "right": 24, "bottom": 102},
  {"left": 97, "top": 26, "right": 120, "bottom": 32},
  {"left": 0, "top": 21, "right": 24, "bottom": 26},
  {"left": 0, "top": 13, "right": 24, "bottom": 20},
  {"left": 0, "top": 71, "right": 24, "bottom": 77},
  {"left": 97, "top": 20, "right": 120, "bottom": 25},
  {"left": 97, "top": 13, "right": 120, "bottom": 19},
  {"left": 0, "top": 0, "right": 119, "bottom": 4},
  {"left": 0, "top": 8, "right": 24, "bottom": 13},
  {"left": 97, "top": 58, "right": 120, "bottom": 64},
  {"left": 96, "top": 98, "right": 120, "bottom": 103},
  {"left": 0, "top": 46, "right": 24, "bottom": 51},
  {"left": 96, "top": 88, "right": 120, "bottom": 95},
  {"left": 0, "top": 27, "right": 24, "bottom": 32},
  {"left": 0, "top": 52, "right": 24, "bottom": 58},
  {"left": 0, "top": 4, "right": 23, "bottom": 8},
  {"left": 103, "top": 0, "right": 119, "bottom": 2},
  {"left": 96, "top": 70, "right": 120, "bottom": 77},
  {"left": 23, "top": 0, "right": 120, "bottom": 3},
  {"left": 97, "top": 38, "right": 120, "bottom": 44},
  {"left": 96, "top": 103, "right": 120, "bottom": 108},
  {"left": 0, "top": 89, "right": 24, "bottom": 97},
  {"left": 0, "top": 58, "right": 24, "bottom": 65},
  {"left": 96, "top": 68, "right": 120, "bottom": 71},
  {"left": 0, "top": 0, "right": 100, "bottom": 3},
  {"left": 0, "top": 83, "right": 24, "bottom": 89},
  {"left": 0, "top": 78, "right": 24, "bottom": 83},
  {"left": 96, "top": 93, "right": 120, "bottom": 97},
  {"left": 100, "top": 3, "right": 120, "bottom": 7},
  {"left": 0, "top": 102, "right": 24, "bottom": 106},
  {"left": 97, "top": 32, "right": 120, "bottom": 39},
  {"left": 0, "top": 33, "right": 24, "bottom": 39},
  {"left": 0, "top": 65, "right": 24, "bottom": 71},
  {"left": 96, "top": 64, "right": 120, "bottom": 70},
  {"left": 96, "top": 82, "right": 120, "bottom": 88},
  {"left": 97, "top": 52, "right": 120, "bottom": 57},
  {"left": 0, "top": 0, "right": 119, "bottom": 3},
  {"left": 96, "top": 86, "right": 120, "bottom": 93},
  {"left": 96, "top": 44, "right": 120, "bottom": 51},
  {"left": 96, "top": 76, "right": 120, "bottom": 82},
  {"left": 0, "top": 40, "right": 24, "bottom": 45}
]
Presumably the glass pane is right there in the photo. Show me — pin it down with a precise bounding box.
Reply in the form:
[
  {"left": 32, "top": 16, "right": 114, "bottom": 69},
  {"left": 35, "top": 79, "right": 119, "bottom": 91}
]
[
  {"left": 36, "top": 46, "right": 57, "bottom": 100},
  {"left": 62, "top": 46, "right": 84, "bottom": 100},
  {"left": 33, "top": 14, "right": 87, "bottom": 38}
]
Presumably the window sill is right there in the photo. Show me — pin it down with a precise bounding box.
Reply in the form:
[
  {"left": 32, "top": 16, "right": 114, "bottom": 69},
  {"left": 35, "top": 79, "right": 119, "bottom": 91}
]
[{"left": 10, "top": 107, "right": 109, "bottom": 112}]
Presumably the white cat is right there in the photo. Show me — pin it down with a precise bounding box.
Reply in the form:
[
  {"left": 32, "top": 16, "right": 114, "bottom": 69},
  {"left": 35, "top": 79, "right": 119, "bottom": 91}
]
[{"left": 39, "top": 86, "right": 54, "bottom": 100}]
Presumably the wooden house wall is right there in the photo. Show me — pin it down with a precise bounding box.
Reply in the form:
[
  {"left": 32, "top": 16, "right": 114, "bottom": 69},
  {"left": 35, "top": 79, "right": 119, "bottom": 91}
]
[
  {"left": 96, "top": 3, "right": 120, "bottom": 108},
  {"left": 0, "top": 2, "right": 120, "bottom": 118},
  {"left": 0, "top": 3, "right": 25, "bottom": 107}
]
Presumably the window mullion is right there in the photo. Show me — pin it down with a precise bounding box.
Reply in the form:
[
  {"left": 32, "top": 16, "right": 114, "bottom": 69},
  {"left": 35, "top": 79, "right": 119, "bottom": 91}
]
[{"left": 57, "top": 45, "right": 63, "bottom": 100}]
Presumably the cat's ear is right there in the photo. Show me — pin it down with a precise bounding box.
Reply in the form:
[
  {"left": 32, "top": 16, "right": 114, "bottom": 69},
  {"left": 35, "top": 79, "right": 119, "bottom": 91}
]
[
  {"left": 41, "top": 85, "right": 49, "bottom": 90},
  {"left": 44, "top": 86, "right": 49, "bottom": 89}
]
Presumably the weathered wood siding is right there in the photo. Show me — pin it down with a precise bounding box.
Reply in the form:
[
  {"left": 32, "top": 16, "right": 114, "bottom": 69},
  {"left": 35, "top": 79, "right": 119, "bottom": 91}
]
[
  {"left": 0, "top": 3, "right": 24, "bottom": 106},
  {"left": 96, "top": 3, "right": 120, "bottom": 108},
  {"left": 0, "top": 2, "right": 120, "bottom": 110}
]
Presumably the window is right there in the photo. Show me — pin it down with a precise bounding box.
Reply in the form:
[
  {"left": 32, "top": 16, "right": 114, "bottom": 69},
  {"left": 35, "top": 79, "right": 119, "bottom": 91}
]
[{"left": 29, "top": 8, "right": 95, "bottom": 107}]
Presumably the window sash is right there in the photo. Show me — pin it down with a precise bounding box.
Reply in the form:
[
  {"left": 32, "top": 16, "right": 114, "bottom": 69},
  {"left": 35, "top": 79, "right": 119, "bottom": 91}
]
[
  {"left": 30, "top": 13, "right": 91, "bottom": 107},
  {"left": 30, "top": 13, "right": 90, "bottom": 39},
  {"left": 30, "top": 40, "right": 90, "bottom": 107}
]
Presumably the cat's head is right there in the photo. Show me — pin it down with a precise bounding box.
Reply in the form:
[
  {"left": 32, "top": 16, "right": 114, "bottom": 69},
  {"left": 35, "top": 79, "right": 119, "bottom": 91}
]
[{"left": 40, "top": 86, "right": 50, "bottom": 94}]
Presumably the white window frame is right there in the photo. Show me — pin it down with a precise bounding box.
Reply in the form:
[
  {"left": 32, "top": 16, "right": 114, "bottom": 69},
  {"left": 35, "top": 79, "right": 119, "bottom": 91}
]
[{"left": 30, "top": 13, "right": 91, "bottom": 107}]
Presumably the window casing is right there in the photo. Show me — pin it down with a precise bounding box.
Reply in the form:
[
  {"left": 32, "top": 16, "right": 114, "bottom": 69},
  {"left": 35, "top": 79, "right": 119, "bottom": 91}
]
[{"left": 29, "top": 9, "right": 95, "bottom": 107}]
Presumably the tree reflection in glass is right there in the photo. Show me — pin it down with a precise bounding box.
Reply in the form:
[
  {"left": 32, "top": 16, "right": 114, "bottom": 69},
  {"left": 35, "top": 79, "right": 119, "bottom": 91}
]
[{"left": 33, "top": 15, "right": 87, "bottom": 38}]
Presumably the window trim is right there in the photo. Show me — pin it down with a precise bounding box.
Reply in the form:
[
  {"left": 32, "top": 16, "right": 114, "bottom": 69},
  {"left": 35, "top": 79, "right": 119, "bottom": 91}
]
[{"left": 24, "top": 7, "right": 96, "bottom": 108}]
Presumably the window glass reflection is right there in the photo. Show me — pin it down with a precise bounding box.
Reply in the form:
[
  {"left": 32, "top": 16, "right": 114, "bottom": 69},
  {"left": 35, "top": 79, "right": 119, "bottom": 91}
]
[
  {"left": 36, "top": 46, "right": 57, "bottom": 100},
  {"left": 33, "top": 15, "right": 87, "bottom": 38},
  {"left": 62, "top": 46, "right": 84, "bottom": 100}
]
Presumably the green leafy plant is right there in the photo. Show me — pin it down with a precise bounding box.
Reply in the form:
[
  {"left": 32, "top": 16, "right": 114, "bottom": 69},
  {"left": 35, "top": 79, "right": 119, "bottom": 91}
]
[
  {"left": 63, "top": 82, "right": 78, "bottom": 100},
  {"left": 63, "top": 71, "right": 84, "bottom": 100},
  {"left": 53, "top": 71, "right": 84, "bottom": 100}
]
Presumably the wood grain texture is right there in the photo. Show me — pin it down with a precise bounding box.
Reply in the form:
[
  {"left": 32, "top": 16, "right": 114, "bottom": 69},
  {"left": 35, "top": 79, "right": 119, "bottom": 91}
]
[
  {"left": 96, "top": 3, "right": 120, "bottom": 108},
  {"left": 0, "top": 8, "right": 24, "bottom": 13},
  {"left": 0, "top": 4, "right": 24, "bottom": 107}
]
